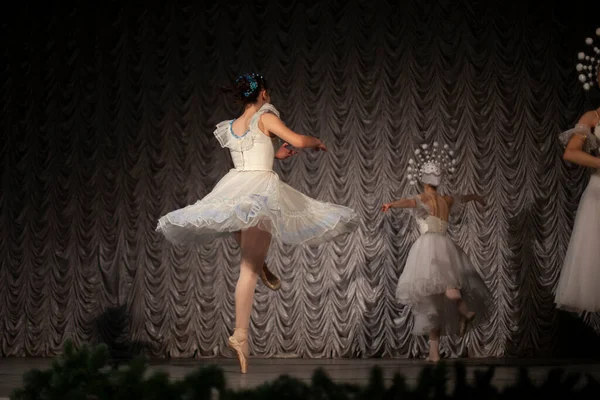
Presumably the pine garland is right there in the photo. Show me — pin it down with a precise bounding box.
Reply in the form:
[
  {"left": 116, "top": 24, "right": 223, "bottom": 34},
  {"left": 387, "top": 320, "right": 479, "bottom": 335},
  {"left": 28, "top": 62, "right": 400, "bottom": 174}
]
[{"left": 9, "top": 341, "right": 600, "bottom": 399}]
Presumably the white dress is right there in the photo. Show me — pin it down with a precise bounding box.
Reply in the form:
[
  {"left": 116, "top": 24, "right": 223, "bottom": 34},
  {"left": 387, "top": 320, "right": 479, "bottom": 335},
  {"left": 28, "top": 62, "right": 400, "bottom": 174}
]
[
  {"left": 555, "top": 117, "right": 600, "bottom": 312},
  {"left": 156, "top": 103, "right": 360, "bottom": 246},
  {"left": 396, "top": 196, "right": 490, "bottom": 336}
]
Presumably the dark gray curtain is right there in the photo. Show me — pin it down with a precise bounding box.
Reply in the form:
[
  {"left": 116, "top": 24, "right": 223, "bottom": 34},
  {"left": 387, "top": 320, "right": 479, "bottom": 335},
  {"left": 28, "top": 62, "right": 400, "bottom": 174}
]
[{"left": 1, "top": 0, "right": 599, "bottom": 359}]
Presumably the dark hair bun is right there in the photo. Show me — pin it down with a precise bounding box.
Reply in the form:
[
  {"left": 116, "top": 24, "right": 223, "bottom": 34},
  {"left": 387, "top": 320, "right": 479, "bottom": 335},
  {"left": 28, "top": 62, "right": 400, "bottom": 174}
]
[{"left": 222, "top": 73, "right": 268, "bottom": 105}]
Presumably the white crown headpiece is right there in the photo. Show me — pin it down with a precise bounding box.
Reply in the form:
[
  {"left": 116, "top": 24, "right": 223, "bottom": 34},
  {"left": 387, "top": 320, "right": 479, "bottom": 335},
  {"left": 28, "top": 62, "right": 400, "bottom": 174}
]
[
  {"left": 406, "top": 142, "right": 457, "bottom": 187},
  {"left": 576, "top": 28, "right": 600, "bottom": 91}
]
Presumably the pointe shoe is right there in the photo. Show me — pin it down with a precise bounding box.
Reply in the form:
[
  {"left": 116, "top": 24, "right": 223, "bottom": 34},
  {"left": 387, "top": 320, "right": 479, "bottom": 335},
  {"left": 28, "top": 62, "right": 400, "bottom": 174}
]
[
  {"left": 228, "top": 332, "right": 249, "bottom": 374},
  {"left": 460, "top": 313, "right": 475, "bottom": 337},
  {"left": 260, "top": 263, "right": 281, "bottom": 291}
]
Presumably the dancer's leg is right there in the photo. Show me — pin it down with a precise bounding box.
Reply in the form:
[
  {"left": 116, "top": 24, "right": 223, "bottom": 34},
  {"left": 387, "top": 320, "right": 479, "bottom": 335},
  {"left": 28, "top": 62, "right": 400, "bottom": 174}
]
[
  {"left": 233, "top": 231, "right": 280, "bottom": 290},
  {"left": 427, "top": 329, "right": 441, "bottom": 362},
  {"left": 228, "top": 227, "right": 271, "bottom": 373},
  {"left": 445, "top": 288, "right": 475, "bottom": 336},
  {"left": 235, "top": 227, "right": 271, "bottom": 330}
]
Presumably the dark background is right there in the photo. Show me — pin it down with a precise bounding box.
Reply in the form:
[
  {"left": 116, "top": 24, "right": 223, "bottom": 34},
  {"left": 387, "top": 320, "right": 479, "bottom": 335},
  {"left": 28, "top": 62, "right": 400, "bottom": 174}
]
[{"left": 1, "top": 0, "right": 600, "bottom": 359}]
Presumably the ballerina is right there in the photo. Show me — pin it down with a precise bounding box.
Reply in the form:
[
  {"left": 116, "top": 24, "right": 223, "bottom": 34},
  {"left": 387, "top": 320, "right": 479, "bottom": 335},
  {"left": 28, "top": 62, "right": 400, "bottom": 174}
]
[
  {"left": 381, "top": 142, "right": 490, "bottom": 362},
  {"left": 555, "top": 28, "right": 600, "bottom": 313},
  {"left": 156, "top": 73, "right": 360, "bottom": 372}
]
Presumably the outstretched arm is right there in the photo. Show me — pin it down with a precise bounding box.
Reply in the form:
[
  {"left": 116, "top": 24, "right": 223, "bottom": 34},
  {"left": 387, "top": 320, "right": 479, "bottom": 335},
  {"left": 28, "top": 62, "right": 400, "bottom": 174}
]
[
  {"left": 381, "top": 198, "right": 417, "bottom": 212},
  {"left": 454, "top": 194, "right": 485, "bottom": 206},
  {"left": 261, "top": 113, "right": 327, "bottom": 151},
  {"left": 563, "top": 111, "right": 600, "bottom": 169}
]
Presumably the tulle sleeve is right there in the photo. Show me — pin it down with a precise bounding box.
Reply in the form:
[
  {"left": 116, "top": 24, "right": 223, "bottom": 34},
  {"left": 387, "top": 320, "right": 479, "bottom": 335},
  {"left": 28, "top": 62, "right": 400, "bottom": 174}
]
[
  {"left": 558, "top": 124, "right": 599, "bottom": 153},
  {"left": 213, "top": 119, "right": 256, "bottom": 152},
  {"left": 411, "top": 195, "right": 431, "bottom": 220},
  {"left": 213, "top": 120, "right": 233, "bottom": 148}
]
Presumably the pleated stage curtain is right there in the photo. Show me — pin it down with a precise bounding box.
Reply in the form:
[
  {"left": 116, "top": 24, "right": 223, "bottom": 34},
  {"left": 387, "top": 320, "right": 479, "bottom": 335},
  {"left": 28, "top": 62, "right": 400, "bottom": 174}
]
[{"left": 1, "top": 0, "right": 599, "bottom": 358}]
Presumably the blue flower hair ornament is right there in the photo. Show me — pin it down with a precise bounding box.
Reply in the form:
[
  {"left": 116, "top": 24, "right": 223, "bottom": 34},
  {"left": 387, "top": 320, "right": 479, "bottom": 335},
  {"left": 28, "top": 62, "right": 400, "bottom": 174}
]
[{"left": 236, "top": 73, "right": 263, "bottom": 97}]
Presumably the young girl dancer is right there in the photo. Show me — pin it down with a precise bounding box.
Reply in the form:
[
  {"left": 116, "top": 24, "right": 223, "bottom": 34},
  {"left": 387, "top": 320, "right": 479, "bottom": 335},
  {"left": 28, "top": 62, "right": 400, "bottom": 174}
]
[
  {"left": 381, "top": 142, "right": 490, "bottom": 362},
  {"left": 555, "top": 29, "right": 600, "bottom": 313},
  {"left": 156, "top": 73, "right": 360, "bottom": 373}
]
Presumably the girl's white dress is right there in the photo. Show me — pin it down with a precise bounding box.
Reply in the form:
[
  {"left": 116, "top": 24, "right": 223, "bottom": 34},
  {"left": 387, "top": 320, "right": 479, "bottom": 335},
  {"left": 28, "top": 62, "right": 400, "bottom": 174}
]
[
  {"left": 555, "top": 116, "right": 600, "bottom": 312},
  {"left": 396, "top": 195, "right": 490, "bottom": 335},
  {"left": 156, "top": 103, "right": 360, "bottom": 246}
]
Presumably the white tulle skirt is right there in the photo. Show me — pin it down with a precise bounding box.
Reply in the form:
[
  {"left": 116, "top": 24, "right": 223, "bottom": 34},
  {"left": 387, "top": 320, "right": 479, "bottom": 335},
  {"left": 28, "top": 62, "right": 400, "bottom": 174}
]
[
  {"left": 156, "top": 169, "right": 360, "bottom": 246},
  {"left": 396, "top": 233, "right": 490, "bottom": 336},
  {"left": 555, "top": 174, "right": 600, "bottom": 313}
]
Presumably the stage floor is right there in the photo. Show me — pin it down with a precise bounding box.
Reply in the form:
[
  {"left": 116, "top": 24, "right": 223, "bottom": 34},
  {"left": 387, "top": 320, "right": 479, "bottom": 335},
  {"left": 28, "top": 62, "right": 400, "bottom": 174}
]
[{"left": 1, "top": 357, "right": 600, "bottom": 397}]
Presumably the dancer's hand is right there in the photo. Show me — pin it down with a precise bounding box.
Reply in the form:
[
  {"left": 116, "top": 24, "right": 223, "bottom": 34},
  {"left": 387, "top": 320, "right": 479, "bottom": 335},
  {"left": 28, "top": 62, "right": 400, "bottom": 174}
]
[
  {"left": 381, "top": 203, "right": 392, "bottom": 212},
  {"left": 314, "top": 140, "right": 328, "bottom": 152},
  {"left": 275, "top": 143, "right": 297, "bottom": 159}
]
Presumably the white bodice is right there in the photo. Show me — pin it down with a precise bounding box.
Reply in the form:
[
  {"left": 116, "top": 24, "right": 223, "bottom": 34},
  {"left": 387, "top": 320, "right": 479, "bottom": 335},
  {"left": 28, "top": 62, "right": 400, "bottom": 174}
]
[
  {"left": 228, "top": 126, "right": 277, "bottom": 171},
  {"left": 213, "top": 104, "right": 279, "bottom": 171},
  {"left": 416, "top": 215, "right": 448, "bottom": 235}
]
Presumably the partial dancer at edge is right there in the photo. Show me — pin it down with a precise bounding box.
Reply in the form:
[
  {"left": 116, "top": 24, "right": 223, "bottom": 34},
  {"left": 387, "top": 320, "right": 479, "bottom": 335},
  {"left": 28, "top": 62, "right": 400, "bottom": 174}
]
[
  {"left": 555, "top": 29, "right": 600, "bottom": 313},
  {"left": 156, "top": 73, "right": 360, "bottom": 373}
]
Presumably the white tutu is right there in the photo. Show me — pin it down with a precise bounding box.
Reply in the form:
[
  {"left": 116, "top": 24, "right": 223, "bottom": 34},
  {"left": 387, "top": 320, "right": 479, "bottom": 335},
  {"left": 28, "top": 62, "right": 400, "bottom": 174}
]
[
  {"left": 555, "top": 173, "right": 600, "bottom": 312},
  {"left": 396, "top": 210, "right": 490, "bottom": 336},
  {"left": 156, "top": 103, "right": 359, "bottom": 246},
  {"left": 157, "top": 169, "right": 359, "bottom": 245}
]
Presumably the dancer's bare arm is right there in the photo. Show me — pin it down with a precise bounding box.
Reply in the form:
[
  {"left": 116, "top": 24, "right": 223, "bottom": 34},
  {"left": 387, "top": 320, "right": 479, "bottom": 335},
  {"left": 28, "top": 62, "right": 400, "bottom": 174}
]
[
  {"left": 381, "top": 198, "right": 417, "bottom": 212},
  {"left": 260, "top": 113, "right": 327, "bottom": 151},
  {"left": 563, "top": 111, "right": 600, "bottom": 169},
  {"left": 446, "top": 194, "right": 485, "bottom": 207}
]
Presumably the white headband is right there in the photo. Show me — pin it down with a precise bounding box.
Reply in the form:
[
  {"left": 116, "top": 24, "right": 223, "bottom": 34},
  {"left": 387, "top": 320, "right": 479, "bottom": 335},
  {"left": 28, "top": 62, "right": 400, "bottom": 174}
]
[{"left": 406, "top": 142, "right": 457, "bottom": 187}]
